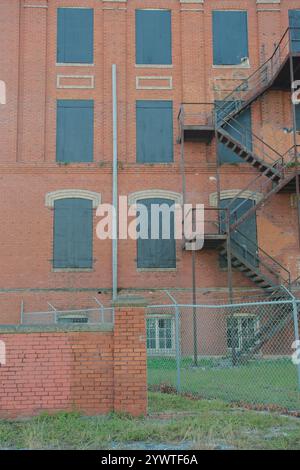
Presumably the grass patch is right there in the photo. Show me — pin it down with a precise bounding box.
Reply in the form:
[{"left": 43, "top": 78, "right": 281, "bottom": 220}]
[
  {"left": 147, "top": 357, "right": 300, "bottom": 411},
  {"left": 0, "top": 393, "right": 299, "bottom": 450}
]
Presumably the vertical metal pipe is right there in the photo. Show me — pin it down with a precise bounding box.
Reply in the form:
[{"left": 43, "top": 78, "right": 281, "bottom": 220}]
[
  {"left": 226, "top": 209, "right": 233, "bottom": 303},
  {"left": 214, "top": 106, "right": 221, "bottom": 211},
  {"left": 180, "top": 108, "right": 186, "bottom": 206},
  {"left": 175, "top": 305, "right": 181, "bottom": 393},
  {"left": 226, "top": 208, "right": 236, "bottom": 365},
  {"left": 192, "top": 248, "right": 198, "bottom": 366},
  {"left": 112, "top": 64, "right": 118, "bottom": 300}
]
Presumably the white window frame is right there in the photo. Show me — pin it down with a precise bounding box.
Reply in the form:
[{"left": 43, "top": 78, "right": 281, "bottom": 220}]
[
  {"left": 226, "top": 314, "right": 260, "bottom": 352},
  {"left": 146, "top": 315, "right": 175, "bottom": 356}
]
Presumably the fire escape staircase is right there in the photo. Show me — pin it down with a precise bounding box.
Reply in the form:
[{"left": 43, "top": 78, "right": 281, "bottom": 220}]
[
  {"left": 180, "top": 28, "right": 300, "bottom": 360},
  {"left": 232, "top": 285, "right": 296, "bottom": 363},
  {"left": 180, "top": 27, "right": 300, "bottom": 294}
]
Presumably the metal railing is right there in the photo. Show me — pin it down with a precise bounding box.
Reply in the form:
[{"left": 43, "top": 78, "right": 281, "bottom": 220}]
[
  {"left": 183, "top": 207, "right": 229, "bottom": 239},
  {"left": 224, "top": 153, "right": 297, "bottom": 232},
  {"left": 183, "top": 206, "right": 291, "bottom": 289},
  {"left": 216, "top": 27, "right": 299, "bottom": 122},
  {"left": 146, "top": 295, "right": 300, "bottom": 410},
  {"left": 215, "top": 100, "right": 286, "bottom": 166},
  {"left": 178, "top": 102, "right": 215, "bottom": 130},
  {"left": 21, "top": 298, "right": 114, "bottom": 325}
]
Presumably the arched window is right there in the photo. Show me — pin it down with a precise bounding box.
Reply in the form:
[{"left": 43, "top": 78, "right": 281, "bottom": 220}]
[
  {"left": 129, "top": 190, "right": 182, "bottom": 270},
  {"left": 137, "top": 197, "right": 176, "bottom": 269},
  {"left": 53, "top": 198, "right": 93, "bottom": 269},
  {"left": 46, "top": 190, "right": 101, "bottom": 270}
]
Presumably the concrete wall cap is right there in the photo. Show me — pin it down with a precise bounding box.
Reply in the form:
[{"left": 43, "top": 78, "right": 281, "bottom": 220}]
[{"left": 0, "top": 324, "right": 113, "bottom": 333}]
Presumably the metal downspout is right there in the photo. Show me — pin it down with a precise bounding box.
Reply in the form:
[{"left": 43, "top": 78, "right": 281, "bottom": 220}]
[{"left": 112, "top": 65, "right": 118, "bottom": 300}]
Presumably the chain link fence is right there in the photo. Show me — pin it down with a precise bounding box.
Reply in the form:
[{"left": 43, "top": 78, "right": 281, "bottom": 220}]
[
  {"left": 147, "top": 298, "right": 300, "bottom": 412},
  {"left": 0, "top": 291, "right": 115, "bottom": 326}
]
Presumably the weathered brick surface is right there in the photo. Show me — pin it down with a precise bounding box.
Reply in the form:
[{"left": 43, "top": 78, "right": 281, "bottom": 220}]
[
  {"left": 0, "top": 304, "right": 147, "bottom": 418},
  {"left": 0, "top": 331, "right": 114, "bottom": 418},
  {"left": 113, "top": 306, "right": 147, "bottom": 416},
  {"left": 0, "top": 0, "right": 299, "bottom": 320}
]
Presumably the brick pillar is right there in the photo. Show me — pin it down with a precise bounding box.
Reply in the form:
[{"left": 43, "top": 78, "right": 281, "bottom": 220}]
[{"left": 112, "top": 296, "right": 147, "bottom": 416}]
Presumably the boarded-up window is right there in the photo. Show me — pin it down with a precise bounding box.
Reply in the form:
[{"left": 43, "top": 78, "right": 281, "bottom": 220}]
[
  {"left": 296, "top": 104, "right": 300, "bottom": 131},
  {"left": 137, "top": 198, "right": 176, "bottom": 269},
  {"left": 136, "top": 10, "right": 172, "bottom": 65},
  {"left": 56, "top": 100, "right": 94, "bottom": 163},
  {"left": 216, "top": 102, "right": 252, "bottom": 164},
  {"left": 289, "top": 10, "right": 300, "bottom": 53},
  {"left": 57, "top": 8, "right": 94, "bottom": 63},
  {"left": 136, "top": 101, "right": 173, "bottom": 163},
  {"left": 213, "top": 11, "right": 249, "bottom": 65},
  {"left": 219, "top": 198, "right": 257, "bottom": 268},
  {"left": 53, "top": 199, "right": 93, "bottom": 269}
]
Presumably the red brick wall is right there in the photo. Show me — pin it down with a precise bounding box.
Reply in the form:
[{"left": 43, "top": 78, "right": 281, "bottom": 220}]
[
  {"left": 113, "top": 304, "right": 147, "bottom": 416},
  {"left": 0, "top": 302, "right": 147, "bottom": 418},
  {"left": 0, "top": 0, "right": 299, "bottom": 322}
]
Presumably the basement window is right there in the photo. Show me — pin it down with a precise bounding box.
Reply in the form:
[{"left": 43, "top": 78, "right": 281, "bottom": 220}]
[
  {"left": 226, "top": 315, "right": 259, "bottom": 352},
  {"left": 212, "top": 11, "right": 249, "bottom": 66},
  {"left": 57, "top": 315, "right": 88, "bottom": 324},
  {"left": 146, "top": 316, "right": 175, "bottom": 355}
]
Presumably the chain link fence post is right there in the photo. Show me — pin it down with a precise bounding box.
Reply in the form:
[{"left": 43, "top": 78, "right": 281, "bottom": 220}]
[
  {"left": 175, "top": 304, "right": 181, "bottom": 393},
  {"left": 292, "top": 299, "right": 300, "bottom": 391}
]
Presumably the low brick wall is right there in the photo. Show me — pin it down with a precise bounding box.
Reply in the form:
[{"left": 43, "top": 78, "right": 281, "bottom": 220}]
[{"left": 0, "top": 298, "right": 147, "bottom": 418}]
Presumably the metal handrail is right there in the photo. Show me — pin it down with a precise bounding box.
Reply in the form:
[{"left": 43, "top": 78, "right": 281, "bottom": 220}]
[
  {"left": 291, "top": 274, "right": 300, "bottom": 286},
  {"left": 229, "top": 238, "right": 279, "bottom": 287},
  {"left": 178, "top": 103, "right": 215, "bottom": 127},
  {"left": 183, "top": 207, "right": 229, "bottom": 238},
  {"left": 214, "top": 102, "right": 284, "bottom": 165},
  {"left": 230, "top": 228, "right": 291, "bottom": 286},
  {"left": 217, "top": 27, "right": 299, "bottom": 119},
  {"left": 225, "top": 151, "right": 296, "bottom": 224}
]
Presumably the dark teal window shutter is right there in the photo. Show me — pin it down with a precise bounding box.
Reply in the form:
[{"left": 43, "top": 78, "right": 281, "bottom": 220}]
[
  {"left": 289, "top": 10, "right": 300, "bottom": 53},
  {"left": 137, "top": 198, "right": 176, "bottom": 269},
  {"left": 136, "top": 101, "right": 173, "bottom": 163},
  {"left": 57, "top": 8, "right": 94, "bottom": 63},
  {"left": 213, "top": 11, "right": 248, "bottom": 65},
  {"left": 136, "top": 10, "right": 172, "bottom": 65},
  {"left": 54, "top": 199, "right": 93, "bottom": 269},
  {"left": 216, "top": 102, "right": 252, "bottom": 164},
  {"left": 296, "top": 104, "right": 300, "bottom": 131},
  {"left": 56, "top": 100, "right": 94, "bottom": 163},
  {"left": 219, "top": 198, "right": 257, "bottom": 268}
]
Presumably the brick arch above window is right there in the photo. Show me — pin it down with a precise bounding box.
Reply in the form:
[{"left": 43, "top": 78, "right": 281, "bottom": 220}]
[
  {"left": 45, "top": 190, "right": 101, "bottom": 209},
  {"left": 209, "top": 190, "right": 263, "bottom": 208},
  {"left": 128, "top": 190, "right": 182, "bottom": 205}
]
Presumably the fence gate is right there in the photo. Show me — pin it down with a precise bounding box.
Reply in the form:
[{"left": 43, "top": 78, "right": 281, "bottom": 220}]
[{"left": 146, "top": 299, "right": 300, "bottom": 412}]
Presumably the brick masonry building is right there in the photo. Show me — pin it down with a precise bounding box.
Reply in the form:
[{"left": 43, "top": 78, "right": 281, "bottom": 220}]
[{"left": 0, "top": 0, "right": 300, "bottom": 354}]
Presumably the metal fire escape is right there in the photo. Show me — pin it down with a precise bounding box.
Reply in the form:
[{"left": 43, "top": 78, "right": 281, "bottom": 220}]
[{"left": 179, "top": 27, "right": 300, "bottom": 359}]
